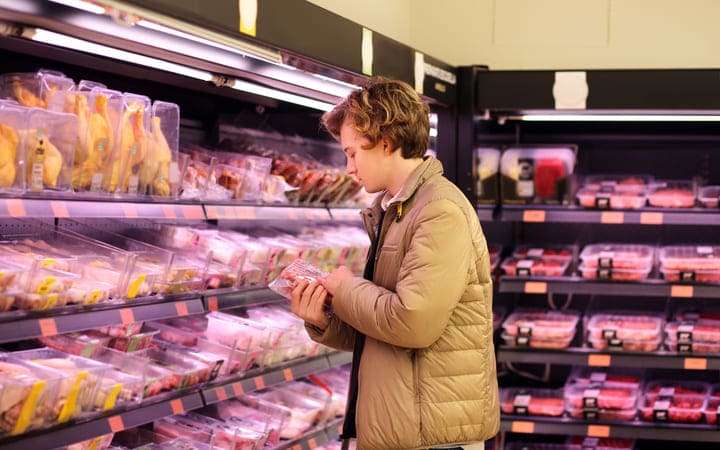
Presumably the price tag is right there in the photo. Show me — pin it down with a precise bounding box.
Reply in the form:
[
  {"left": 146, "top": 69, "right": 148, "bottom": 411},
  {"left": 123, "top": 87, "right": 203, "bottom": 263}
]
[
  {"left": 305, "top": 210, "right": 315, "bottom": 220},
  {"left": 588, "top": 354, "right": 611, "bottom": 367},
  {"left": 38, "top": 318, "right": 58, "bottom": 336},
  {"left": 175, "top": 302, "right": 189, "bottom": 316},
  {"left": 162, "top": 204, "right": 177, "bottom": 219},
  {"left": 254, "top": 377, "right": 265, "bottom": 390},
  {"left": 308, "top": 438, "right": 318, "bottom": 449},
  {"left": 236, "top": 207, "right": 257, "bottom": 219},
  {"left": 522, "top": 210, "right": 546, "bottom": 222},
  {"left": 684, "top": 357, "right": 707, "bottom": 370},
  {"left": 108, "top": 415, "right": 125, "bottom": 432},
  {"left": 671, "top": 285, "right": 694, "bottom": 298},
  {"left": 232, "top": 382, "right": 244, "bottom": 397},
  {"left": 524, "top": 281, "right": 547, "bottom": 294},
  {"left": 283, "top": 368, "right": 294, "bottom": 381},
  {"left": 216, "top": 387, "right": 228, "bottom": 402},
  {"left": 119, "top": 308, "right": 136, "bottom": 325},
  {"left": 170, "top": 398, "right": 184, "bottom": 414},
  {"left": 205, "top": 206, "right": 219, "bottom": 220},
  {"left": 600, "top": 211, "right": 624, "bottom": 224},
  {"left": 207, "top": 296, "right": 219, "bottom": 311},
  {"left": 288, "top": 210, "right": 299, "bottom": 220},
  {"left": 587, "top": 424, "right": 610, "bottom": 438},
  {"left": 640, "top": 212, "right": 663, "bottom": 225},
  {"left": 182, "top": 205, "right": 205, "bottom": 220},
  {"left": 6, "top": 199, "right": 26, "bottom": 217},
  {"left": 511, "top": 420, "right": 535, "bottom": 433},
  {"left": 50, "top": 201, "right": 69, "bottom": 218},
  {"left": 121, "top": 203, "right": 138, "bottom": 218}
]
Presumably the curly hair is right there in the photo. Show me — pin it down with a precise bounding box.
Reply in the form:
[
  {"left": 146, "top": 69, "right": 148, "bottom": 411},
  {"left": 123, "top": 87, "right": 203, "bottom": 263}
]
[{"left": 321, "top": 76, "right": 430, "bottom": 159}]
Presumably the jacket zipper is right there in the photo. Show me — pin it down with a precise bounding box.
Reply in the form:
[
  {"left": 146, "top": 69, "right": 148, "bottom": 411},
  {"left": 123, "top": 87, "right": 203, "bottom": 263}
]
[{"left": 410, "top": 350, "right": 423, "bottom": 436}]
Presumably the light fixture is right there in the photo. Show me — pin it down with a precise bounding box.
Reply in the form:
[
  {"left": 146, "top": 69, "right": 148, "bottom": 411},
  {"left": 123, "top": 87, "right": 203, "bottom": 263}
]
[
  {"left": 25, "top": 28, "right": 214, "bottom": 82},
  {"left": 47, "top": 0, "right": 105, "bottom": 14},
  {"left": 231, "top": 79, "right": 336, "bottom": 111},
  {"left": 517, "top": 113, "right": 720, "bottom": 122}
]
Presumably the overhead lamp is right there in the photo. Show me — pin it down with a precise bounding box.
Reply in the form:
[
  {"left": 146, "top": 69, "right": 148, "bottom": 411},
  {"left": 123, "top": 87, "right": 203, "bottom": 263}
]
[
  {"left": 231, "top": 79, "right": 336, "bottom": 111},
  {"left": 47, "top": 0, "right": 106, "bottom": 14},
  {"left": 24, "top": 28, "right": 214, "bottom": 82},
  {"left": 517, "top": 114, "right": 720, "bottom": 122}
]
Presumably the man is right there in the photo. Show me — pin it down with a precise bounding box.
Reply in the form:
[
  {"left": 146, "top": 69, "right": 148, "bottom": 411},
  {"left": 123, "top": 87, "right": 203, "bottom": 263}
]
[{"left": 290, "top": 76, "right": 499, "bottom": 450}]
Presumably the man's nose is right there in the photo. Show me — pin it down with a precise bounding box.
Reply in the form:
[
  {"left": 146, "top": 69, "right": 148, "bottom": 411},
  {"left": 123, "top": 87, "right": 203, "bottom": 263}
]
[{"left": 346, "top": 159, "right": 356, "bottom": 174}]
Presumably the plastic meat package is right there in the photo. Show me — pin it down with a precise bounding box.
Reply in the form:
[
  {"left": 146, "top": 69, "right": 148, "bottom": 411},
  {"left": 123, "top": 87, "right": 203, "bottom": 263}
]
[
  {"left": 586, "top": 312, "right": 664, "bottom": 352},
  {"left": 501, "top": 309, "right": 579, "bottom": 349},
  {"left": 499, "top": 145, "right": 577, "bottom": 204},
  {"left": 473, "top": 147, "right": 500, "bottom": 203},
  {"left": 576, "top": 174, "right": 653, "bottom": 210},
  {"left": 639, "top": 380, "right": 709, "bottom": 423},
  {"left": 659, "top": 245, "right": 720, "bottom": 283},
  {"left": 564, "top": 367, "right": 642, "bottom": 422},
  {"left": 647, "top": 180, "right": 696, "bottom": 208},
  {"left": 500, "top": 388, "right": 565, "bottom": 417},
  {"left": 698, "top": 185, "right": 720, "bottom": 208},
  {"left": 501, "top": 257, "right": 570, "bottom": 277},
  {"left": 268, "top": 259, "right": 328, "bottom": 300}
]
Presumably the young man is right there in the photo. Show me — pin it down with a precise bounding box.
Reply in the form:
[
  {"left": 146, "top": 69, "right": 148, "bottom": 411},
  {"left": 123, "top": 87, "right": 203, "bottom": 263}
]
[{"left": 290, "top": 76, "right": 499, "bottom": 450}]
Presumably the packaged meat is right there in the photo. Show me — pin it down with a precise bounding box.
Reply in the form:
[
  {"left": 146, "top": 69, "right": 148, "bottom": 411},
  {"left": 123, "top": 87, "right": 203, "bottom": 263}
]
[
  {"left": 169, "top": 412, "right": 266, "bottom": 450},
  {"left": 501, "top": 257, "right": 570, "bottom": 277},
  {"left": 565, "top": 367, "right": 643, "bottom": 391},
  {"left": 583, "top": 174, "right": 653, "bottom": 190},
  {"left": 58, "top": 433, "right": 114, "bottom": 450},
  {"left": 661, "top": 267, "right": 720, "bottom": 283},
  {"left": 243, "top": 386, "right": 329, "bottom": 437},
  {"left": 567, "top": 405, "right": 636, "bottom": 421},
  {"left": 644, "top": 381, "right": 710, "bottom": 400},
  {"left": 698, "top": 185, "right": 720, "bottom": 208},
  {"left": 144, "top": 347, "right": 214, "bottom": 389},
  {"left": 704, "top": 385, "right": 720, "bottom": 425},
  {"left": 512, "top": 245, "right": 574, "bottom": 261},
  {"left": 205, "top": 311, "right": 270, "bottom": 352},
  {"left": 588, "top": 336, "right": 661, "bottom": 352},
  {"left": 500, "top": 388, "right": 565, "bottom": 417},
  {"left": 501, "top": 332, "right": 573, "bottom": 349},
  {"left": 493, "top": 305, "right": 507, "bottom": 331},
  {"left": 579, "top": 244, "right": 655, "bottom": 270},
  {"left": 94, "top": 367, "right": 144, "bottom": 411},
  {"left": 38, "top": 331, "right": 112, "bottom": 358},
  {"left": 648, "top": 181, "right": 696, "bottom": 208},
  {"left": 0, "top": 355, "right": 64, "bottom": 435},
  {"left": 12, "top": 348, "right": 111, "bottom": 423},
  {"left": 21, "top": 108, "right": 77, "bottom": 192},
  {"left": 0, "top": 104, "right": 28, "bottom": 193},
  {"left": 216, "top": 398, "right": 289, "bottom": 445},
  {"left": 108, "top": 93, "right": 151, "bottom": 196},
  {"left": 566, "top": 437, "right": 635, "bottom": 450},
  {"left": 153, "top": 414, "right": 213, "bottom": 443},
  {"left": 94, "top": 348, "right": 176, "bottom": 398},
  {"left": 500, "top": 145, "right": 576, "bottom": 204},
  {"left": 640, "top": 381, "right": 709, "bottom": 423},
  {"left": 577, "top": 186, "right": 648, "bottom": 210},
  {"left": 665, "top": 320, "right": 720, "bottom": 343},
  {"left": 473, "top": 147, "right": 500, "bottom": 203},
  {"left": 65, "top": 280, "right": 115, "bottom": 306},
  {"left": 659, "top": 245, "right": 720, "bottom": 271},
  {"left": 141, "top": 101, "right": 181, "bottom": 197},
  {"left": 99, "top": 321, "right": 144, "bottom": 338},
  {"left": 586, "top": 313, "right": 664, "bottom": 341},
  {"left": 578, "top": 262, "right": 652, "bottom": 282},
  {"left": 666, "top": 337, "right": 720, "bottom": 354},
  {"left": 564, "top": 384, "right": 639, "bottom": 411},
  {"left": 502, "top": 309, "right": 580, "bottom": 340},
  {"left": 107, "top": 327, "right": 160, "bottom": 352}
]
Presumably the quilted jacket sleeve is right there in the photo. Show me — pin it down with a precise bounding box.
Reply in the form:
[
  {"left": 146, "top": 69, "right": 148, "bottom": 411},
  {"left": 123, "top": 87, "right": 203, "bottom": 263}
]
[
  {"left": 332, "top": 198, "right": 474, "bottom": 349},
  {"left": 304, "top": 315, "right": 356, "bottom": 352}
]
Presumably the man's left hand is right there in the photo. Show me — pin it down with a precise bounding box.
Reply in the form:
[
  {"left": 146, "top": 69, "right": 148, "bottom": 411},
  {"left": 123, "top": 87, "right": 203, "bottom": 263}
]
[{"left": 320, "top": 265, "right": 355, "bottom": 296}]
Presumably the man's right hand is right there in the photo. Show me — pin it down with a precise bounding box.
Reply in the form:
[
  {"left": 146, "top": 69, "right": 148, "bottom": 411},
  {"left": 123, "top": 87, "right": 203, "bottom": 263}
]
[{"left": 290, "top": 279, "right": 330, "bottom": 330}]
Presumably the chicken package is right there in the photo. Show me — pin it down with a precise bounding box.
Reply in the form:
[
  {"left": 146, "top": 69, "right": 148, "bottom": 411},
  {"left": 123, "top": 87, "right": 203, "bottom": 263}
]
[
  {"left": 282, "top": 380, "right": 334, "bottom": 422},
  {"left": 16, "top": 267, "right": 78, "bottom": 311},
  {"left": 219, "top": 151, "right": 273, "bottom": 203},
  {"left": 698, "top": 185, "right": 720, "bottom": 208},
  {"left": 12, "top": 348, "right": 111, "bottom": 423},
  {"left": 139, "top": 101, "right": 181, "bottom": 197},
  {"left": 586, "top": 312, "right": 664, "bottom": 351},
  {"left": 163, "top": 412, "right": 266, "bottom": 450},
  {"left": 1, "top": 71, "right": 71, "bottom": 110},
  {"left": 512, "top": 244, "right": 575, "bottom": 261},
  {"left": 70, "top": 89, "right": 122, "bottom": 193},
  {"left": 179, "top": 147, "right": 219, "bottom": 200},
  {"left": 501, "top": 309, "right": 579, "bottom": 349},
  {"left": 0, "top": 103, "right": 28, "bottom": 192},
  {"left": 205, "top": 311, "right": 270, "bottom": 355},
  {"left": 92, "top": 367, "right": 145, "bottom": 412},
  {"left": 500, "top": 388, "right": 565, "bottom": 417},
  {"left": 648, "top": 180, "right": 696, "bottom": 208},
  {"left": 152, "top": 338, "right": 227, "bottom": 381},
  {"left": 107, "top": 94, "right": 150, "bottom": 195},
  {"left": 58, "top": 433, "right": 114, "bottom": 450},
  {"left": 500, "top": 145, "right": 576, "bottom": 204},
  {"left": 473, "top": 147, "right": 500, "bottom": 203},
  {"left": 94, "top": 347, "right": 176, "bottom": 398},
  {"left": 242, "top": 387, "right": 326, "bottom": 439},
  {"left": 0, "top": 259, "right": 30, "bottom": 312},
  {"left": 639, "top": 380, "right": 709, "bottom": 423},
  {"left": 143, "top": 347, "right": 214, "bottom": 390},
  {"left": 268, "top": 259, "right": 328, "bottom": 300},
  {"left": 216, "top": 400, "right": 283, "bottom": 445},
  {"left": 0, "top": 355, "right": 65, "bottom": 435},
  {"left": 501, "top": 257, "right": 571, "bottom": 277},
  {"left": 20, "top": 108, "right": 77, "bottom": 192}
]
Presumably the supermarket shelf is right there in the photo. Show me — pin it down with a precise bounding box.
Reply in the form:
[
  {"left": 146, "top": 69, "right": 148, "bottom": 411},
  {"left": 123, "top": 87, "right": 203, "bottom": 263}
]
[
  {"left": 0, "top": 296, "right": 204, "bottom": 344},
  {"left": 498, "top": 276, "right": 720, "bottom": 298},
  {"left": 273, "top": 418, "right": 344, "bottom": 450},
  {"left": 0, "top": 392, "right": 204, "bottom": 450},
  {"left": 328, "top": 208, "right": 362, "bottom": 221},
  {"left": 498, "top": 347, "right": 720, "bottom": 370},
  {"left": 205, "top": 204, "right": 333, "bottom": 221},
  {"left": 500, "top": 204, "right": 720, "bottom": 226},
  {"left": 500, "top": 416, "right": 720, "bottom": 442},
  {"left": 204, "top": 287, "right": 285, "bottom": 311},
  {"left": 0, "top": 197, "right": 206, "bottom": 220},
  {"left": 476, "top": 205, "right": 496, "bottom": 222}
]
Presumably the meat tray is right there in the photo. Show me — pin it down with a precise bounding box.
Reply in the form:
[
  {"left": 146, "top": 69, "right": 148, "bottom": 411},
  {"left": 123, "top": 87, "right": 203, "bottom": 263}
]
[
  {"left": 698, "top": 185, "right": 720, "bottom": 208},
  {"left": 647, "top": 180, "right": 696, "bottom": 208},
  {"left": 500, "top": 388, "right": 565, "bottom": 417},
  {"left": 579, "top": 244, "right": 655, "bottom": 270},
  {"left": 501, "top": 257, "right": 571, "bottom": 277},
  {"left": 639, "top": 381, "right": 709, "bottom": 423},
  {"left": 502, "top": 309, "right": 580, "bottom": 340}
]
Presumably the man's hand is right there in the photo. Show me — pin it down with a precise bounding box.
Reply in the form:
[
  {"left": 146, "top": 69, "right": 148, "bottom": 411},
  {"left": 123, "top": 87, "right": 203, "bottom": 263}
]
[
  {"left": 290, "top": 279, "right": 330, "bottom": 330},
  {"left": 320, "top": 265, "right": 355, "bottom": 296}
]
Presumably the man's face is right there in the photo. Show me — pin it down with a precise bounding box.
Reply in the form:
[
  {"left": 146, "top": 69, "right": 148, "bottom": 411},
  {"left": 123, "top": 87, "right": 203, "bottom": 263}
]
[{"left": 339, "top": 120, "right": 388, "bottom": 193}]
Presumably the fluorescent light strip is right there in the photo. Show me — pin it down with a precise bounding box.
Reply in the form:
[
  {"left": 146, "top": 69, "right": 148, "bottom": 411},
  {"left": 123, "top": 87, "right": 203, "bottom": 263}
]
[
  {"left": 232, "top": 79, "right": 336, "bottom": 111},
  {"left": 28, "top": 29, "right": 214, "bottom": 82},
  {"left": 48, "top": 0, "right": 106, "bottom": 14},
  {"left": 519, "top": 114, "right": 720, "bottom": 122},
  {"left": 429, "top": 128, "right": 438, "bottom": 137},
  {"left": 138, "top": 20, "right": 253, "bottom": 59}
]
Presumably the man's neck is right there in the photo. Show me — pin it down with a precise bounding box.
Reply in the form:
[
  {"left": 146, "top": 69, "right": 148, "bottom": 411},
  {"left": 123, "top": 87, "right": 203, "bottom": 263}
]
[{"left": 387, "top": 157, "right": 424, "bottom": 196}]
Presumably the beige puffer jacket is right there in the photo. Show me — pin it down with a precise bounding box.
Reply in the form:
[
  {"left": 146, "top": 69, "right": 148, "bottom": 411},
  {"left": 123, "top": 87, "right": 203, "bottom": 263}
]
[{"left": 307, "top": 157, "right": 499, "bottom": 449}]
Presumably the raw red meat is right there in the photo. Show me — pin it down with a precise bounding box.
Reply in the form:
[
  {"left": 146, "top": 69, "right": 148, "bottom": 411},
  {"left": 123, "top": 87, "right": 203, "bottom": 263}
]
[
  {"left": 567, "top": 388, "right": 636, "bottom": 410},
  {"left": 640, "top": 397, "right": 705, "bottom": 423},
  {"left": 648, "top": 188, "right": 695, "bottom": 208},
  {"left": 580, "top": 267, "right": 649, "bottom": 281},
  {"left": 534, "top": 159, "right": 566, "bottom": 198},
  {"left": 568, "top": 407, "right": 636, "bottom": 421},
  {"left": 501, "top": 396, "right": 564, "bottom": 416},
  {"left": 502, "top": 258, "right": 568, "bottom": 277}
]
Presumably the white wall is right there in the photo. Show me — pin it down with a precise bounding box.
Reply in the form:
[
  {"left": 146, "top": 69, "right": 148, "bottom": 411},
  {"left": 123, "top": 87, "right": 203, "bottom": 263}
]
[{"left": 307, "top": 0, "right": 720, "bottom": 70}]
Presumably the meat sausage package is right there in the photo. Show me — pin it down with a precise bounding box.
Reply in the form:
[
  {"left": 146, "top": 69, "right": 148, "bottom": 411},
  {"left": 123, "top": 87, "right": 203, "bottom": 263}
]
[{"left": 268, "top": 259, "right": 328, "bottom": 300}]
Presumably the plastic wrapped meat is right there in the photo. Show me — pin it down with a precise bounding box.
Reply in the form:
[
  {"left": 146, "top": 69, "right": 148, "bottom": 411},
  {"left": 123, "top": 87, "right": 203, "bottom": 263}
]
[
  {"left": 704, "top": 386, "right": 720, "bottom": 425},
  {"left": 648, "top": 182, "right": 695, "bottom": 208},
  {"left": 698, "top": 185, "right": 720, "bottom": 208},
  {"left": 501, "top": 257, "right": 569, "bottom": 277},
  {"left": 640, "top": 381, "right": 709, "bottom": 422},
  {"left": 665, "top": 320, "right": 720, "bottom": 343},
  {"left": 216, "top": 399, "right": 287, "bottom": 445},
  {"left": 580, "top": 244, "right": 655, "bottom": 270},
  {"left": 578, "top": 262, "right": 651, "bottom": 282},
  {"left": 660, "top": 246, "right": 720, "bottom": 270},
  {"left": 500, "top": 388, "right": 564, "bottom": 417},
  {"left": 502, "top": 310, "right": 580, "bottom": 340},
  {"left": 38, "top": 331, "right": 111, "bottom": 358},
  {"left": 587, "top": 313, "right": 663, "bottom": 341},
  {"left": 512, "top": 245, "right": 574, "bottom": 260}
]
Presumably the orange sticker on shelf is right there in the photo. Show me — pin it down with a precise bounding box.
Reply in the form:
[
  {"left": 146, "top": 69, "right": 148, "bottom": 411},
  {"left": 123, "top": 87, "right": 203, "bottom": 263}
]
[
  {"left": 182, "top": 205, "right": 205, "bottom": 220},
  {"left": 684, "top": 358, "right": 707, "bottom": 370},
  {"left": 588, "top": 354, "right": 611, "bottom": 367},
  {"left": 587, "top": 424, "right": 610, "bottom": 437},
  {"left": 175, "top": 302, "right": 189, "bottom": 316},
  {"left": 640, "top": 212, "right": 663, "bottom": 225},
  {"left": 308, "top": 438, "right": 318, "bottom": 449},
  {"left": 524, "top": 281, "right": 547, "bottom": 294},
  {"left": 254, "top": 377, "right": 265, "bottom": 390},
  {"left": 205, "top": 206, "right": 219, "bottom": 220},
  {"left": 121, "top": 203, "right": 138, "bottom": 218},
  {"left": 162, "top": 204, "right": 177, "bottom": 219},
  {"left": 671, "top": 285, "right": 694, "bottom": 298},
  {"left": 50, "top": 201, "right": 69, "bottom": 218},
  {"left": 170, "top": 398, "right": 184, "bottom": 414},
  {"left": 38, "top": 318, "right": 58, "bottom": 336},
  {"left": 108, "top": 415, "right": 125, "bottom": 432},
  {"left": 6, "top": 199, "right": 25, "bottom": 217},
  {"left": 283, "top": 368, "right": 294, "bottom": 381},
  {"left": 216, "top": 387, "right": 228, "bottom": 402},
  {"left": 232, "top": 382, "right": 244, "bottom": 397},
  {"left": 601, "top": 211, "right": 624, "bottom": 224},
  {"left": 207, "top": 296, "right": 219, "bottom": 311},
  {"left": 522, "top": 210, "right": 546, "bottom": 222},
  {"left": 119, "top": 308, "right": 135, "bottom": 325},
  {"left": 236, "top": 207, "right": 257, "bottom": 220},
  {"left": 511, "top": 421, "right": 535, "bottom": 433}
]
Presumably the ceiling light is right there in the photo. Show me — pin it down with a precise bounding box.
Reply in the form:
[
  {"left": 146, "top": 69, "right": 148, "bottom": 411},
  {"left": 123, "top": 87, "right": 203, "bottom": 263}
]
[
  {"left": 518, "top": 114, "right": 720, "bottom": 122},
  {"left": 231, "top": 79, "right": 336, "bottom": 111},
  {"left": 48, "top": 0, "right": 105, "bottom": 14}
]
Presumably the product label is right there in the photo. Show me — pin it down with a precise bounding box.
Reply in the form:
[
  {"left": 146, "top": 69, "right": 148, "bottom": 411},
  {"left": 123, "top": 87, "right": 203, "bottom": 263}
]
[
  {"left": 677, "top": 342, "right": 692, "bottom": 353},
  {"left": 126, "top": 273, "right": 147, "bottom": 299},
  {"left": 583, "top": 389, "right": 600, "bottom": 408},
  {"left": 677, "top": 324, "right": 694, "bottom": 341},
  {"left": 103, "top": 383, "right": 124, "bottom": 411},
  {"left": 598, "top": 251, "right": 615, "bottom": 268},
  {"left": 608, "top": 337, "right": 623, "bottom": 348},
  {"left": 515, "top": 335, "right": 530, "bottom": 346},
  {"left": 527, "top": 248, "right": 544, "bottom": 258},
  {"left": 595, "top": 186, "right": 613, "bottom": 209},
  {"left": 516, "top": 259, "right": 534, "bottom": 276},
  {"left": 596, "top": 268, "right": 612, "bottom": 280},
  {"left": 127, "top": 175, "right": 139, "bottom": 195},
  {"left": 602, "top": 329, "right": 617, "bottom": 340},
  {"left": 90, "top": 173, "right": 103, "bottom": 193},
  {"left": 40, "top": 258, "right": 55, "bottom": 269},
  {"left": 513, "top": 394, "right": 531, "bottom": 415},
  {"left": 516, "top": 158, "right": 535, "bottom": 198},
  {"left": 86, "top": 289, "right": 102, "bottom": 305},
  {"left": 583, "top": 408, "right": 599, "bottom": 421},
  {"left": 31, "top": 163, "right": 44, "bottom": 192},
  {"left": 36, "top": 276, "right": 57, "bottom": 295},
  {"left": 653, "top": 400, "right": 671, "bottom": 422},
  {"left": 658, "top": 387, "right": 676, "bottom": 399},
  {"left": 697, "top": 246, "right": 713, "bottom": 256},
  {"left": 57, "top": 371, "right": 89, "bottom": 423},
  {"left": 589, "top": 372, "right": 607, "bottom": 384},
  {"left": 518, "top": 326, "right": 533, "bottom": 337},
  {"left": 679, "top": 271, "right": 696, "bottom": 282}
]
